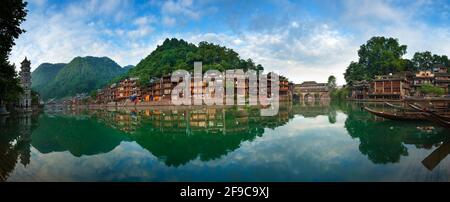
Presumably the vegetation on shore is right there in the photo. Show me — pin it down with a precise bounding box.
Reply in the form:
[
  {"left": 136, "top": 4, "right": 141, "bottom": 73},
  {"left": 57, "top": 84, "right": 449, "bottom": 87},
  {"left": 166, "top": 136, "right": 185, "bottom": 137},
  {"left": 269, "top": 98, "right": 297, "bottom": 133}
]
[
  {"left": 331, "top": 87, "right": 349, "bottom": 101},
  {"left": 327, "top": 75, "right": 349, "bottom": 101},
  {"left": 118, "top": 38, "right": 265, "bottom": 84},
  {"left": 419, "top": 83, "right": 445, "bottom": 96},
  {"left": 0, "top": 0, "right": 27, "bottom": 109},
  {"left": 344, "top": 36, "right": 450, "bottom": 85}
]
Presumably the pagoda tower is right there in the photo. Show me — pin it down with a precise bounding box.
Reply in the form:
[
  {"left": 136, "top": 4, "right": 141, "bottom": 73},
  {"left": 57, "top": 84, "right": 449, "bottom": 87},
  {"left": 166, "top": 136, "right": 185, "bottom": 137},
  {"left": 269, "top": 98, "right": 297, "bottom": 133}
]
[{"left": 19, "top": 57, "right": 32, "bottom": 111}]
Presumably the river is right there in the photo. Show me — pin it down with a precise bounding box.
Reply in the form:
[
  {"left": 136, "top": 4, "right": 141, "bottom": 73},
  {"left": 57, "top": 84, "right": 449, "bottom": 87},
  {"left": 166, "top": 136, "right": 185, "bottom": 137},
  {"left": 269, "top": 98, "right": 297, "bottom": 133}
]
[{"left": 1, "top": 101, "right": 449, "bottom": 181}]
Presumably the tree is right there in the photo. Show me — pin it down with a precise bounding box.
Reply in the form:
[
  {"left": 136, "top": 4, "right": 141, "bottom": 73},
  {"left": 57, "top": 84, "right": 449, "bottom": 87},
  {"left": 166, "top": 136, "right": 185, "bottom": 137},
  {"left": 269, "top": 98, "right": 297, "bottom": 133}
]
[
  {"left": 419, "top": 83, "right": 445, "bottom": 96},
  {"left": 327, "top": 75, "right": 337, "bottom": 90},
  {"left": 402, "top": 58, "right": 415, "bottom": 72},
  {"left": 330, "top": 87, "right": 349, "bottom": 101},
  {"left": 412, "top": 51, "right": 450, "bottom": 71},
  {"left": 412, "top": 51, "right": 433, "bottom": 71},
  {"left": 123, "top": 38, "right": 265, "bottom": 84},
  {"left": 357, "top": 36, "right": 407, "bottom": 77},
  {"left": 0, "top": 0, "right": 27, "bottom": 112},
  {"left": 432, "top": 54, "right": 450, "bottom": 68},
  {"left": 343, "top": 36, "right": 408, "bottom": 85},
  {"left": 344, "top": 61, "right": 368, "bottom": 84}
]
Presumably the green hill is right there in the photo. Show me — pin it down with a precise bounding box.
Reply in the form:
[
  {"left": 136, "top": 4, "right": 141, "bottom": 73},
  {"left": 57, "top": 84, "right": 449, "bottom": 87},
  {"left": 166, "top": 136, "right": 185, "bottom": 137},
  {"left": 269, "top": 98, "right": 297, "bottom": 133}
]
[
  {"left": 121, "top": 38, "right": 264, "bottom": 84},
  {"left": 35, "top": 56, "right": 126, "bottom": 100},
  {"left": 122, "top": 65, "right": 134, "bottom": 72},
  {"left": 31, "top": 63, "right": 66, "bottom": 91}
]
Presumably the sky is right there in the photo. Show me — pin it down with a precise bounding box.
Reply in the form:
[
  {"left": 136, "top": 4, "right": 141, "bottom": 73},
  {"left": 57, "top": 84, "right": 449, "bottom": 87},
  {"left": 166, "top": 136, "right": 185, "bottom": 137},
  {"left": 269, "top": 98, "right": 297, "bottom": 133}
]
[{"left": 10, "top": 0, "right": 450, "bottom": 85}]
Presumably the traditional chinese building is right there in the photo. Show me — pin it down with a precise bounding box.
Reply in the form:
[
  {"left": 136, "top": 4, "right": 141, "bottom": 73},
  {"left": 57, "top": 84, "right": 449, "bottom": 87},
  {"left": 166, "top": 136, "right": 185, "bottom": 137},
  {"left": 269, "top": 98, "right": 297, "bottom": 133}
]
[
  {"left": 411, "top": 70, "right": 434, "bottom": 96},
  {"left": 348, "top": 81, "right": 370, "bottom": 100},
  {"left": 18, "top": 57, "right": 32, "bottom": 112},
  {"left": 293, "top": 81, "right": 330, "bottom": 101},
  {"left": 116, "top": 77, "right": 140, "bottom": 102},
  {"left": 368, "top": 74, "right": 410, "bottom": 100},
  {"left": 96, "top": 72, "right": 293, "bottom": 104},
  {"left": 433, "top": 66, "right": 450, "bottom": 94}
]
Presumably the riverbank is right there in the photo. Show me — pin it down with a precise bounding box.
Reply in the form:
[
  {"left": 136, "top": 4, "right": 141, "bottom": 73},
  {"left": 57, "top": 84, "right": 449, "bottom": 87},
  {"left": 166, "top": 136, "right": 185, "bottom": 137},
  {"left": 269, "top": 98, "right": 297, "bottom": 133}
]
[
  {"left": 346, "top": 98, "right": 404, "bottom": 102},
  {"left": 60, "top": 100, "right": 294, "bottom": 111},
  {"left": 346, "top": 96, "right": 450, "bottom": 103}
]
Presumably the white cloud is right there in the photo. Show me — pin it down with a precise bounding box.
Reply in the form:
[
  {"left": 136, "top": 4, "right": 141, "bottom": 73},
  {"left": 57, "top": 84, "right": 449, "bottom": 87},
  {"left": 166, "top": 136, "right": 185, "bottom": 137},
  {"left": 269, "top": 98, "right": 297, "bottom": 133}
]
[
  {"left": 133, "top": 15, "right": 156, "bottom": 27},
  {"left": 161, "top": 0, "right": 199, "bottom": 19},
  {"left": 340, "top": 0, "right": 450, "bottom": 59},
  {"left": 28, "top": 0, "right": 47, "bottom": 7},
  {"left": 128, "top": 26, "right": 154, "bottom": 39},
  {"left": 10, "top": 0, "right": 450, "bottom": 86},
  {"left": 10, "top": 0, "right": 160, "bottom": 70},
  {"left": 180, "top": 22, "right": 356, "bottom": 85},
  {"left": 162, "top": 16, "right": 176, "bottom": 26},
  {"left": 160, "top": 0, "right": 201, "bottom": 26}
]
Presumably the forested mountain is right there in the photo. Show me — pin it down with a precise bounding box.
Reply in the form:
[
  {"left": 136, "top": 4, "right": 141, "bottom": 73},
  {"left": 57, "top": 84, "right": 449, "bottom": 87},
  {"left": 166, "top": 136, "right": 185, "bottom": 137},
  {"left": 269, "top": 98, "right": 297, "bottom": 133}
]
[
  {"left": 33, "top": 56, "right": 126, "bottom": 100},
  {"left": 121, "top": 38, "right": 264, "bottom": 84},
  {"left": 31, "top": 63, "right": 66, "bottom": 91},
  {"left": 122, "top": 65, "right": 134, "bottom": 72},
  {"left": 33, "top": 38, "right": 266, "bottom": 100}
]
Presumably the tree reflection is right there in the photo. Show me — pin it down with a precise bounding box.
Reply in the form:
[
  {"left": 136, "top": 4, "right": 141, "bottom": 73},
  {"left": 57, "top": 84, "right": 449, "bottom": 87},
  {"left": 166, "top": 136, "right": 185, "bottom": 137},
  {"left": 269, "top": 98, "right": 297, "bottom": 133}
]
[
  {"left": 0, "top": 113, "right": 36, "bottom": 181},
  {"left": 89, "top": 105, "right": 294, "bottom": 166},
  {"left": 343, "top": 103, "right": 450, "bottom": 164},
  {"left": 31, "top": 114, "right": 129, "bottom": 157},
  {"left": 4, "top": 101, "right": 450, "bottom": 181},
  {"left": 26, "top": 101, "right": 340, "bottom": 167}
]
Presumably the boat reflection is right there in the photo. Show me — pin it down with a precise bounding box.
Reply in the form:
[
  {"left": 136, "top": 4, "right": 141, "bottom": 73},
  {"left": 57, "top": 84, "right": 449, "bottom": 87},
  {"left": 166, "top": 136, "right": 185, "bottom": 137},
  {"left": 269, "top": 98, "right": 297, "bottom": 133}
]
[
  {"left": 343, "top": 102, "right": 450, "bottom": 165},
  {"left": 1, "top": 101, "right": 450, "bottom": 181}
]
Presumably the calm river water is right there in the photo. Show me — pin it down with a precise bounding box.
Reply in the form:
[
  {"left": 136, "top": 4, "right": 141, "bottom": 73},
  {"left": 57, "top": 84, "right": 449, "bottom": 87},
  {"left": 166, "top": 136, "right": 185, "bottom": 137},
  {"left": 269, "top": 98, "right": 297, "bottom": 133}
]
[{"left": 1, "top": 101, "right": 449, "bottom": 181}]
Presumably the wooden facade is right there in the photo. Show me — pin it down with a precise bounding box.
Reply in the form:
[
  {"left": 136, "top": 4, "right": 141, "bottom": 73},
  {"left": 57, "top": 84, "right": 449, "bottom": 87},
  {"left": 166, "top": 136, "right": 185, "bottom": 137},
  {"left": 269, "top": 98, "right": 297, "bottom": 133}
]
[
  {"left": 433, "top": 67, "right": 450, "bottom": 94},
  {"left": 349, "top": 81, "right": 370, "bottom": 100},
  {"left": 95, "top": 72, "right": 293, "bottom": 104},
  {"left": 368, "top": 75, "right": 410, "bottom": 100}
]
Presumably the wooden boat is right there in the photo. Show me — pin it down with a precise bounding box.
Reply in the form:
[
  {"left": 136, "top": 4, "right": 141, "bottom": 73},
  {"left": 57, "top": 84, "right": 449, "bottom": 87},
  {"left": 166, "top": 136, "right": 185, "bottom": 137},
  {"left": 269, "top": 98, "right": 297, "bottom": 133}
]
[
  {"left": 385, "top": 102, "right": 407, "bottom": 110},
  {"left": 408, "top": 103, "right": 450, "bottom": 122},
  {"left": 363, "top": 107, "right": 425, "bottom": 121},
  {"left": 409, "top": 104, "right": 450, "bottom": 128},
  {"left": 422, "top": 113, "right": 450, "bottom": 128},
  {"left": 404, "top": 96, "right": 450, "bottom": 111}
]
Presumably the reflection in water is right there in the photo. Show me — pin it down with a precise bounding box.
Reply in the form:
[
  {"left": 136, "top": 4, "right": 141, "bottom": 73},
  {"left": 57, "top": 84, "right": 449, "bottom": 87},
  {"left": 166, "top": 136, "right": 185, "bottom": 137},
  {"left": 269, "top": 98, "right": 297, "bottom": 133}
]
[
  {"left": 422, "top": 141, "right": 450, "bottom": 171},
  {"left": 77, "top": 105, "right": 294, "bottom": 166},
  {"left": 1, "top": 101, "right": 450, "bottom": 181},
  {"left": 342, "top": 101, "right": 449, "bottom": 164},
  {"left": 0, "top": 113, "right": 36, "bottom": 181},
  {"left": 31, "top": 114, "right": 130, "bottom": 157}
]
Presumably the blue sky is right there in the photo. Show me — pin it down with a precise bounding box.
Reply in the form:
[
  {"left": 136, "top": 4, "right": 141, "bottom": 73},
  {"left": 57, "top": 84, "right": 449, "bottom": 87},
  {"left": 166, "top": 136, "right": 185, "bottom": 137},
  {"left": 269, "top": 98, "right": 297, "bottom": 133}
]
[{"left": 10, "top": 0, "right": 450, "bottom": 84}]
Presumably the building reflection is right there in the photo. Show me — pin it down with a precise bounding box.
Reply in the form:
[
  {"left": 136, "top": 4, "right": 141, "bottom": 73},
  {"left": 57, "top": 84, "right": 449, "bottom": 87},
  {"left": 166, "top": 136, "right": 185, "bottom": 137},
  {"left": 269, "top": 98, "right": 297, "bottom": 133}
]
[
  {"left": 2, "top": 100, "right": 450, "bottom": 180},
  {"left": 86, "top": 104, "right": 294, "bottom": 166},
  {"left": 0, "top": 113, "right": 36, "bottom": 181}
]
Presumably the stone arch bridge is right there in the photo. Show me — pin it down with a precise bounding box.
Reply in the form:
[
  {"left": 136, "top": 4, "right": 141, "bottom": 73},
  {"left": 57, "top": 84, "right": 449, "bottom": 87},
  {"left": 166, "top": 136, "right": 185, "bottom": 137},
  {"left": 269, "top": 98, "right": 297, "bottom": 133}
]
[{"left": 293, "top": 81, "right": 330, "bottom": 102}]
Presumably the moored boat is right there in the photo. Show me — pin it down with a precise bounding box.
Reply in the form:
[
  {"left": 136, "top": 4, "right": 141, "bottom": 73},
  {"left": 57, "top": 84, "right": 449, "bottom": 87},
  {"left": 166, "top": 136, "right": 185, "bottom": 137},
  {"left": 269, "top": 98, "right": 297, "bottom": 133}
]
[
  {"left": 363, "top": 107, "right": 425, "bottom": 121},
  {"left": 408, "top": 103, "right": 450, "bottom": 122},
  {"left": 385, "top": 102, "right": 408, "bottom": 110},
  {"left": 422, "top": 113, "right": 450, "bottom": 128},
  {"left": 408, "top": 103, "right": 450, "bottom": 128}
]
